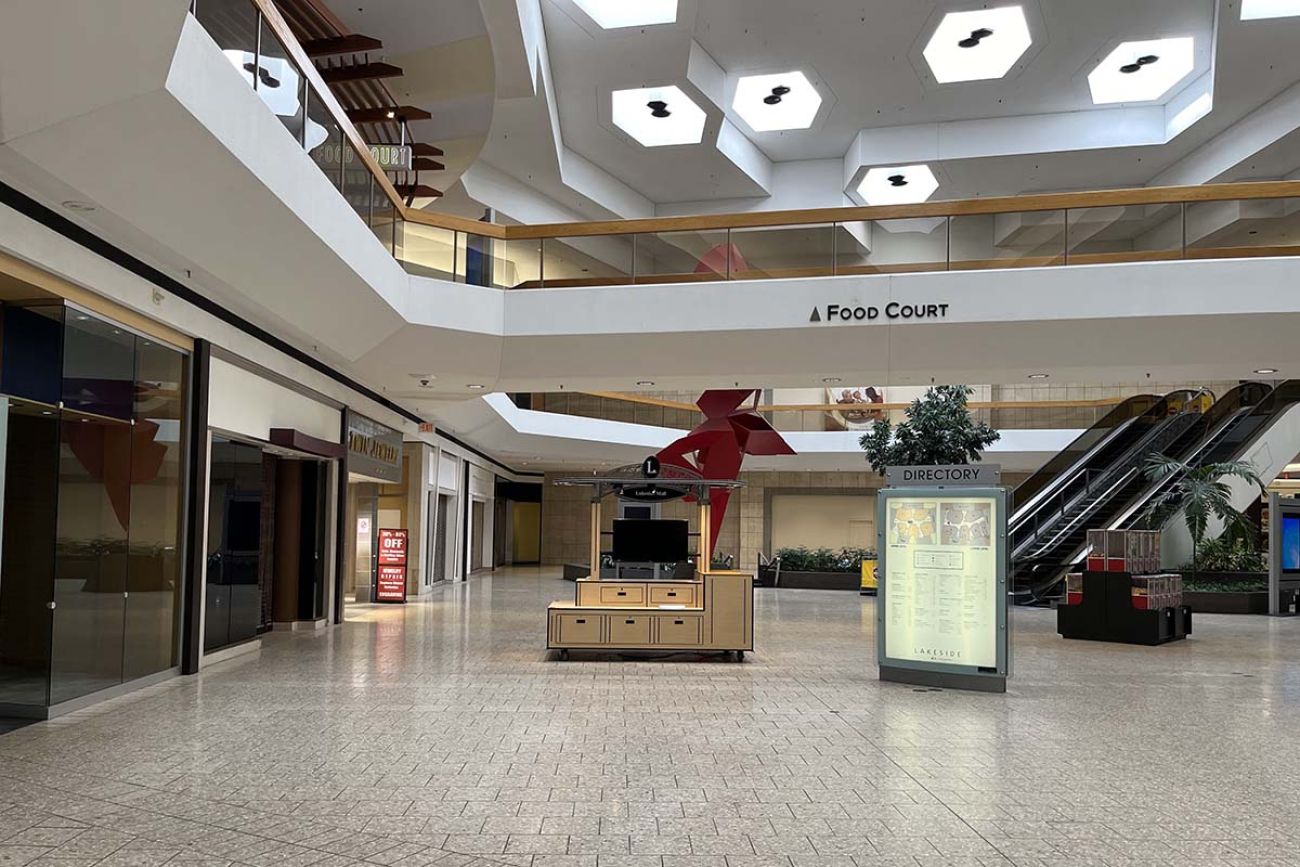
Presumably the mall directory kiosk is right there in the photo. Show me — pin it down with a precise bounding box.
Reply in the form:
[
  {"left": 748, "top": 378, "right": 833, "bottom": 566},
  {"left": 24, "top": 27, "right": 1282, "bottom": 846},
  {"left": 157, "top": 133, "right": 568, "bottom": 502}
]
[
  {"left": 877, "top": 465, "right": 1010, "bottom": 693},
  {"left": 546, "top": 475, "right": 753, "bottom": 660}
]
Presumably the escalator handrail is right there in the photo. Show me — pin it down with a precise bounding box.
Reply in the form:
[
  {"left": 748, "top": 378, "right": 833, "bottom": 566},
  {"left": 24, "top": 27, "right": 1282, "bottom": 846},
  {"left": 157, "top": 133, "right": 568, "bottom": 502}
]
[
  {"left": 1009, "top": 394, "right": 1161, "bottom": 517},
  {"left": 1010, "top": 390, "right": 1207, "bottom": 545}
]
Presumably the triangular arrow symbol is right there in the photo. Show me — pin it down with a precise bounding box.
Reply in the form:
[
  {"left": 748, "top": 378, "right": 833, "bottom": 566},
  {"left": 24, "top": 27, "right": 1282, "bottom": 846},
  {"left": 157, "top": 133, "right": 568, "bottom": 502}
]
[{"left": 809, "top": 307, "right": 822, "bottom": 322}]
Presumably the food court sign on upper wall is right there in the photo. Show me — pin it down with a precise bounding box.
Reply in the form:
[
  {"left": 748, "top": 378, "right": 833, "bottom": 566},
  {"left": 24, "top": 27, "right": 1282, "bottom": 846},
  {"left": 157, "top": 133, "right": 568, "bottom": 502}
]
[{"left": 810, "top": 302, "right": 950, "bottom": 323}]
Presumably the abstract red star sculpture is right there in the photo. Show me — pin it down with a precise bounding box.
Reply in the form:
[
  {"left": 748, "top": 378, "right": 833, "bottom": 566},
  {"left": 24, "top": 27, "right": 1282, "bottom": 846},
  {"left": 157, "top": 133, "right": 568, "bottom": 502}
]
[{"left": 655, "top": 389, "right": 796, "bottom": 546}]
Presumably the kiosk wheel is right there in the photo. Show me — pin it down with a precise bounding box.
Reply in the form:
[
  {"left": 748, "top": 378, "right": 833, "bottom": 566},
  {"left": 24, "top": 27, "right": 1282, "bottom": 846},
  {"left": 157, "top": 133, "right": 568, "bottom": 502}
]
[{"left": 559, "top": 649, "right": 570, "bottom": 661}]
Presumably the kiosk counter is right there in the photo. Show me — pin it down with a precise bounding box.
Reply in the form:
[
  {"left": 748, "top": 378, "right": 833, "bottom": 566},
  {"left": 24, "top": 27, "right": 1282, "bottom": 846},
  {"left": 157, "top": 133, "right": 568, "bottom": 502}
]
[{"left": 546, "top": 475, "right": 753, "bottom": 660}]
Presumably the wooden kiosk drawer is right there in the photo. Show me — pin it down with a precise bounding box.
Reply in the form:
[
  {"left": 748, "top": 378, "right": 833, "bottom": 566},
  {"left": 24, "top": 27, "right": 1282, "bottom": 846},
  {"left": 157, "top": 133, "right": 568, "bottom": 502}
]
[
  {"left": 608, "top": 614, "right": 652, "bottom": 645},
  {"left": 576, "top": 582, "right": 646, "bottom": 606},
  {"left": 649, "top": 583, "right": 697, "bottom": 606},
  {"left": 556, "top": 614, "right": 602, "bottom": 644},
  {"left": 655, "top": 614, "right": 703, "bottom": 646}
]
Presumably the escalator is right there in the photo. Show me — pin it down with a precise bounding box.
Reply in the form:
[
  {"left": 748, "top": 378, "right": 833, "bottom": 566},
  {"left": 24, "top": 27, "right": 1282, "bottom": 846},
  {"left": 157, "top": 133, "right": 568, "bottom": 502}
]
[{"left": 1009, "top": 389, "right": 1215, "bottom": 600}]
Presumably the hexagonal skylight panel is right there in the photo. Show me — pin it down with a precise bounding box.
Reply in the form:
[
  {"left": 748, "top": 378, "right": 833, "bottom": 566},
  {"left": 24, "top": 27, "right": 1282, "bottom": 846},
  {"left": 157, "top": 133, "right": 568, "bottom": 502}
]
[
  {"left": 922, "top": 6, "right": 1032, "bottom": 84},
  {"left": 611, "top": 85, "right": 706, "bottom": 147},
  {"left": 732, "top": 71, "right": 822, "bottom": 132},
  {"left": 1088, "top": 37, "right": 1195, "bottom": 105},
  {"left": 1241, "top": 0, "right": 1300, "bottom": 19},
  {"left": 572, "top": 0, "right": 677, "bottom": 29},
  {"left": 857, "top": 165, "right": 939, "bottom": 206}
]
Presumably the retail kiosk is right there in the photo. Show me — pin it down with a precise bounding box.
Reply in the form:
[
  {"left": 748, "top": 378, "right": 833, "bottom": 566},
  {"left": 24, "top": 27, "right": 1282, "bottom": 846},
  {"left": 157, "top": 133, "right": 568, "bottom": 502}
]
[{"left": 546, "top": 475, "right": 753, "bottom": 660}]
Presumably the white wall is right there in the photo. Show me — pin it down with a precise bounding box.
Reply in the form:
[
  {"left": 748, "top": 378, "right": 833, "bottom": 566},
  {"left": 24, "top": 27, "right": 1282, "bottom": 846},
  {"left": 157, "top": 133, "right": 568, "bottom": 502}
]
[{"left": 208, "top": 357, "right": 341, "bottom": 442}]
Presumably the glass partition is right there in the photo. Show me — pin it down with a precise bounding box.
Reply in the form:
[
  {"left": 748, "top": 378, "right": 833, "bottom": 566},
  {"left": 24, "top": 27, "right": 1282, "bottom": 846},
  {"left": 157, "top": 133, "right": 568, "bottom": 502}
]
[
  {"left": 1066, "top": 203, "right": 1183, "bottom": 264},
  {"left": 256, "top": 15, "right": 307, "bottom": 144},
  {"left": 950, "top": 210, "right": 1066, "bottom": 270},
  {"left": 834, "top": 218, "right": 948, "bottom": 274},
  {"left": 400, "top": 223, "right": 458, "bottom": 280},
  {"left": 305, "top": 85, "right": 344, "bottom": 193},
  {"left": 492, "top": 239, "right": 542, "bottom": 289},
  {"left": 541, "top": 235, "right": 635, "bottom": 286},
  {"left": 634, "top": 230, "right": 730, "bottom": 283},
  {"left": 1186, "top": 197, "right": 1300, "bottom": 260},
  {"left": 729, "top": 224, "right": 834, "bottom": 280}
]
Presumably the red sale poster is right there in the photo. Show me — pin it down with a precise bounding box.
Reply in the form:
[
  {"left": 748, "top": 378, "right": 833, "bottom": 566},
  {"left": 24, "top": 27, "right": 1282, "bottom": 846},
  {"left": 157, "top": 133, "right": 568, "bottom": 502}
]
[
  {"left": 378, "top": 528, "right": 408, "bottom": 566},
  {"left": 376, "top": 529, "right": 408, "bottom": 602},
  {"left": 376, "top": 565, "right": 407, "bottom": 603}
]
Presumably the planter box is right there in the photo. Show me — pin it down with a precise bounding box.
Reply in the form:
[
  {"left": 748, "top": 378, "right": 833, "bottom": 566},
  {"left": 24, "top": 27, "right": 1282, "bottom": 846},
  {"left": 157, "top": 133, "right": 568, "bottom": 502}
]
[
  {"left": 772, "top": 570, "right": 860, "bottom": 591},
  {"left": 1183, "top": 590, "right": 1272, "bottom": 615}
]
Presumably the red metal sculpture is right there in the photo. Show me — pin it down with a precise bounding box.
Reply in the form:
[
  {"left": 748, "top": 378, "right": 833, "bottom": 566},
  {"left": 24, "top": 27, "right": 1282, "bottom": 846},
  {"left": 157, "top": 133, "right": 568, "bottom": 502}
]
[{"left": 655, "top": 389, "right": 796, "bottom": 546}]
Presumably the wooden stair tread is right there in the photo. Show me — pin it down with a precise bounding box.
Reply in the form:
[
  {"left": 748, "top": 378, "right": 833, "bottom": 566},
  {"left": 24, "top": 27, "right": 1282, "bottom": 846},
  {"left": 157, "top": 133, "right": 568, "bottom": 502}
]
[
  {"left": 320, "top": 62, "right": 403, "bottom": 83},
  {"left": 346, "top": 105, "right": 432, "bottom": 123},
  {"left": 301, "top": 34, "right": 383, "bottom": 56}
]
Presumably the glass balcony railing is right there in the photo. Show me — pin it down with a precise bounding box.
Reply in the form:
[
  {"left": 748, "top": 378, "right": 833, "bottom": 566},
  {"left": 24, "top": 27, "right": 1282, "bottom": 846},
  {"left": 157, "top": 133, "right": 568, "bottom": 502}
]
[
  {"left": 510, "top": 392, "right": 1145, "bottom": 433},
  {"left": 193, "top": 2, "right": 1300, "bottom": 290}
]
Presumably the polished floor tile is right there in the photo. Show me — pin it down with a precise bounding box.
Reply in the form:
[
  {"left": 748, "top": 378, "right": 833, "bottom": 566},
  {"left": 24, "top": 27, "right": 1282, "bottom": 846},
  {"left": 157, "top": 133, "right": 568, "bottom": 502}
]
[{"left": 3, "top": 568, "right": 1300, "bottom": 867}]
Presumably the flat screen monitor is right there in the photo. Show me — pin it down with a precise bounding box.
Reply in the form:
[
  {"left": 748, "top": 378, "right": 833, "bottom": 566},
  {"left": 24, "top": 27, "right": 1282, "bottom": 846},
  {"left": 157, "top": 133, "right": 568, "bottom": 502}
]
[
  {"left": 612, "top": 519, "right": 689, "bottom": 563},
  {"left": 1283, "top": 514, "right": 1300, "bottom": 573}
]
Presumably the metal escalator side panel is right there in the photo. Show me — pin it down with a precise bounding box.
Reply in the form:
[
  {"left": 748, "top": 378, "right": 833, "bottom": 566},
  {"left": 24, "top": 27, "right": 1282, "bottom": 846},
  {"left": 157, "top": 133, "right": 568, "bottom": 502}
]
[{"left": 1008, "top": 394, "right": 1161, "bottom": 516}]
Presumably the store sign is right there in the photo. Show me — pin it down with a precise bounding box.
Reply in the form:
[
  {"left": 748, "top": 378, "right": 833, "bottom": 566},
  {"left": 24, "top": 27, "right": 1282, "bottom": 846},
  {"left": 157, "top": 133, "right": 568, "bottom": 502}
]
[
  {"left": 810, "top": 302, "right": 950, "bottom": 323},
  {"left": 886, "top": 464, "right": 1000, "bottom": 487},
  {"left": 876, "top": 485, "right": 1009, "bottom": 691},
  {"left": 376, "top": 528, "right": 408, "bottom": 602},
  {"left": 346, "top": 411, "right": 402, "bottom": 483},
  {"left": 313, "top": 142, "right": 412, "bottom": 171}
]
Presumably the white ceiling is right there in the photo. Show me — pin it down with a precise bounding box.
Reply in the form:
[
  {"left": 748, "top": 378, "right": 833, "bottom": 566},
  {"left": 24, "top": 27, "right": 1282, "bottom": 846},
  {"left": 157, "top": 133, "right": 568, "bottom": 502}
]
[{"left": 427, "top": 0, "right": 1300, "bottom": 220}]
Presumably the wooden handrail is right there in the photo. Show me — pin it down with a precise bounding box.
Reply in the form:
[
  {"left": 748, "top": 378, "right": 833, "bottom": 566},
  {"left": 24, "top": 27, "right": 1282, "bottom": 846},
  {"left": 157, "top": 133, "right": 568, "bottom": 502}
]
[
  {"left": 251, "top": 0, "right": 407, "bottom": 213},
  {"left": 232, "top": 6, "right": 1300, "bottom": 251},
  {"left": 571, "top": 391, "right": 1128, "bottom": 415},
  {"left": 401, "top": 179, "right": 1300, "bottom": 242}
]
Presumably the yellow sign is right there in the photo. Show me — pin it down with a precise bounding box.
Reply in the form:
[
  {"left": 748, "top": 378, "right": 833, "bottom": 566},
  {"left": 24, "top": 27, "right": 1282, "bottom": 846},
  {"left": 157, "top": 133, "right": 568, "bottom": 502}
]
[{"left": 883, "top": 496, "right": 998, "bottom": 668}]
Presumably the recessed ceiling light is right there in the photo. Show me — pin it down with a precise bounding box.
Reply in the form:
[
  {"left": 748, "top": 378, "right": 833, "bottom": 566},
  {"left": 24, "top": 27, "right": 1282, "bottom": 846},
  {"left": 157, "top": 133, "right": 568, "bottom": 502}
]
[
  {"left": 61, "top": 200, "right": 97, "bottom": 212},
  {"left": 572, "top": 0, "right": 677, "bottom": 29},
  {"left": 385, "top": 109, "right": 396, "bottom": 119},
  {"left": 1088, "top": 38, "right": 1194, "bottom": 105},
  {"left": 1255, "top": 368, "right": 1279, "bottom": 375},
  {"left": 857, "top": 165, "right": 939, "bottom": 206},
  {"left": 1241, "top": 0, "right": 1300, "bottom": 19},
  {"left": 732, "top": 71, "right": 822, "bottom": 132},
  {"left": 636, "top": 380, "right": 656, "bottom": 386},
  {"left": 612, "top": 85, "right": 706, "bottom": 147},
  {"left": 1028, "top": 373, "right": 1050, "bottom": 379},
  {"left": 923, "top": 6, "right": 1033, "bottom": 84},
  {"left": 467, "top": 384, "right": 486, "bottom": 390}
]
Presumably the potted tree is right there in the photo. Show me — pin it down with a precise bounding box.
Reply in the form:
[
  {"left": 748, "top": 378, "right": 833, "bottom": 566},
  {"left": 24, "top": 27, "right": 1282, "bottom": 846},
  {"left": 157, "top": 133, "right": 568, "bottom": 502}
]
[
  {"left": 1140, "top": 454, "right": 1264, "bottom": 577},
  {"left": 859, "top": 384, "right": 1000, "bottom": 473},
  {"left": 1138, "top": 455, "right": 1287, "bottom": 613}
]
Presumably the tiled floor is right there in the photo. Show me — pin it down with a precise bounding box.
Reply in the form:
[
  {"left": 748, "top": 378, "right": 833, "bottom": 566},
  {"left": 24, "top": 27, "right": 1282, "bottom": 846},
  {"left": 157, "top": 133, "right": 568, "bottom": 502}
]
[{"left": 3, "top": 569, "right": 1300, "bottom": 867}]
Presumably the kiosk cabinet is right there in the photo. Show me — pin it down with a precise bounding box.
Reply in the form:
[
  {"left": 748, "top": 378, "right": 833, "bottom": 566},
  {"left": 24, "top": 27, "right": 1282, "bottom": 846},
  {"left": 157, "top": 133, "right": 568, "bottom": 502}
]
[{"left": 547, "top": 571, "right": 754, "bottom": 659}]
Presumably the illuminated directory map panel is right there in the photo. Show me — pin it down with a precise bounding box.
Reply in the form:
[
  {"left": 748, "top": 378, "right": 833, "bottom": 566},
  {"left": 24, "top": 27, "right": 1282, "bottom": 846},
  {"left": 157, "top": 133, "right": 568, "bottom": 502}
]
[{"left": 877, "top": 480, "right": 1008, "bottom": 692}]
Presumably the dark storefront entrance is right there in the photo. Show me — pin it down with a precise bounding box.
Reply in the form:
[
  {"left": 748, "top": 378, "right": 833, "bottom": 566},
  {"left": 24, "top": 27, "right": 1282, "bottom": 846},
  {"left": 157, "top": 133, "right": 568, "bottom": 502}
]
[{"left": 0, "top": 303, "right": 188, "bottom": 715}]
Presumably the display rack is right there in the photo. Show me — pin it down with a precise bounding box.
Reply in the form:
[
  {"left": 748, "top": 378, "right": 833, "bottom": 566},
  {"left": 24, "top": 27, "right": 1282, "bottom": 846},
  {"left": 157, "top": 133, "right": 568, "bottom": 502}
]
[{"left": 1058, "top": 571, "right": 1192, "bottom": 645}]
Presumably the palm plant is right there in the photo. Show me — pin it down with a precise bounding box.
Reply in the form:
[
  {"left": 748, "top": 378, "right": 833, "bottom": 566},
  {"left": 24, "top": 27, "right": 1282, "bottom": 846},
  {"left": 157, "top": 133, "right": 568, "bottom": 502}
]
[{"left": 1141, "top": 454, "right": 1265, "bottom": 575}]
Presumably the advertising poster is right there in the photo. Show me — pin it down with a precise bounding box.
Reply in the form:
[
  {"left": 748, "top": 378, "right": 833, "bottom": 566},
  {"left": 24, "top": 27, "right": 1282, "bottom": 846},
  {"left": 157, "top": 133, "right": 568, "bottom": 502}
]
[
  {"left": 378, "top": 528, "right": 408, "bottom": 566},
  {"left": 376, "top": 565, "right": 407, "bottom": 602},
  {"left": 883, "top": 495, "right": 999, "bottom": 668},
  {"left": 376, "top": 528, "right": 408, "bottom": 602}
]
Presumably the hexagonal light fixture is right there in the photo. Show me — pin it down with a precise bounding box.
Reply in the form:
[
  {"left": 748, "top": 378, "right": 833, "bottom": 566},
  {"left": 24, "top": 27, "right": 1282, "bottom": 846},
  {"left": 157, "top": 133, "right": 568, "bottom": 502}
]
[
  {"left": 1241, "top": 0, "right": 1300, "bottom": 19},
  {"left": 611, "top": 85, "right": 706, "bottom": 147},
  {"left": 857, "top": 165, "right": 940, "bottom": 206},
  {"left": 732, "top": 71, "right": 822, "bottom": 132},
  {"left": 572, "top": 0, "right": 677, "bottom": 29},
  {"left": 1088, "top": 37, "right": 1195, "bottom": 105},
  {"left": 922, "top": 5, "right": 1033, "bottom": 84}
]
